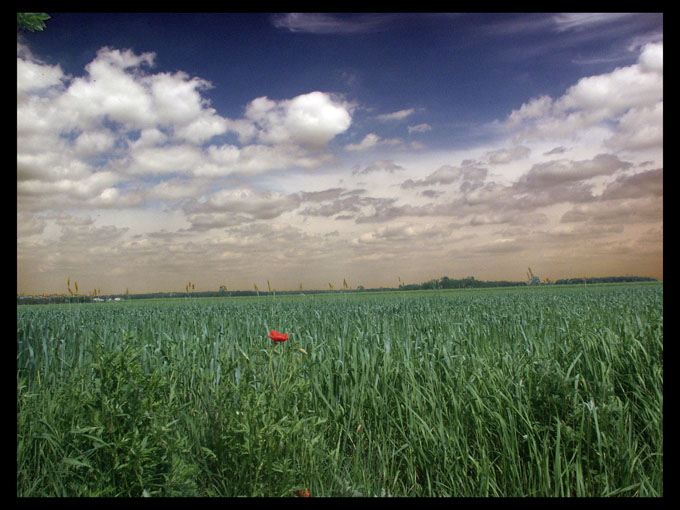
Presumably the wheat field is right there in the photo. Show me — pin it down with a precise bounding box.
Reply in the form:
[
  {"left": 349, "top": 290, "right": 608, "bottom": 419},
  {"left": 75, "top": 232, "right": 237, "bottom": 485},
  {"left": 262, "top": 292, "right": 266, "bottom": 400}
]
[{"left": 17, "top": 283, "right": 662, "bottom": 497}]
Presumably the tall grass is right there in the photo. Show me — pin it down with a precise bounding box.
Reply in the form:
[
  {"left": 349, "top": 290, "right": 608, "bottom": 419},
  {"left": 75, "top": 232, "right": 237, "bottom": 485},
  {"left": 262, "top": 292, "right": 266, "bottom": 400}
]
[{"left": 17, "top": 283, "right": 662, "bottom": 497}]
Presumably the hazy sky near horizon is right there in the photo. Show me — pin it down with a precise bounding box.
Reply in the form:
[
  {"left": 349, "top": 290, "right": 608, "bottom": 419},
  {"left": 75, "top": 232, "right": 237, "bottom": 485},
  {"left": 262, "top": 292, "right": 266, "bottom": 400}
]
[{"left": 18, "top": 13, "right": 663, "bottom": 294}]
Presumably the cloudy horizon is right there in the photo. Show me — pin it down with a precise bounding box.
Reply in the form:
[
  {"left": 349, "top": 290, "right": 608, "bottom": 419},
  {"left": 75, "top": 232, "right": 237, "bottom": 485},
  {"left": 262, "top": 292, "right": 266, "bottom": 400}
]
[{"left": 17, "top": 13, "right": 662, "bottom": 295}]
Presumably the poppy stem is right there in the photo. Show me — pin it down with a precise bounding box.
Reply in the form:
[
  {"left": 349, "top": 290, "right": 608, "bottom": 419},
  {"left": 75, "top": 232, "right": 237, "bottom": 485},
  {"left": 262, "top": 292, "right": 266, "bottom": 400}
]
[{"left": 269, "top": 350, "right": 276, "bottom": 390}]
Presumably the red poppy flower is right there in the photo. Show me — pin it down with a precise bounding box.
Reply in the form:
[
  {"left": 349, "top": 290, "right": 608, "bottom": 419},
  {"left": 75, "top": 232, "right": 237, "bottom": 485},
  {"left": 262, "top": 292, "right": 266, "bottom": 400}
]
[
  {"left": 296, "top": 489, "right": 310, "bottom": 497},
  {"left": 268, "top": 330, "right": 289, "bottom": 343}
]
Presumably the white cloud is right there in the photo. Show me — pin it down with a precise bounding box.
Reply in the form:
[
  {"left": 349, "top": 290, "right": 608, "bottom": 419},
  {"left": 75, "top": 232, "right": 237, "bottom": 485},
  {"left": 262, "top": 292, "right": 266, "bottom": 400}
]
[
  {"left": 555, "top": 61, "right": 660, "bottom": 119},
  {"left": 17, "top": 212, "right": 47, "bottom": 237},
  {"left": 182, "top": 188, "right": 302, "bottom": 230},
  {"left": 244, "top": 91, "right": 352, "bottom": 149},
  {"left": 57, "top": 47, "right": 157, "bottom": 130},
  {"left": 345, "top": 133, "right": 380, "bottom": 151},
  {"left": 506, "top": 95, "right": 553, "bottom": 128},
  {"left": 174, "top": 111, "right": 228, "bottom": 144},
  {"left": 146, "top": 178, "right": 206, "bottom": 202},
  {"left": 16, "top": 56, "right": 65, "bottom": 95},
  {"left": 128, "top": 128, "right": 168, "bottom": 149},
  {"left": 401, "top": 163, "right": 488, "bottom": 190},
  {"left": 515, "top": 154, "right": 632, "bottom": 189},
  {"left": 198, "top": 188, "right": 298, "bottom": 215},
  {"left": 222, "top": 117, "right": 258, "bottom": 144},
  {"left": 73, "top": 129, "right": 116, "bottom": 157},
  {"left": 148, "top": 70, "right": 229, "bottom": 144},
  {"left": 352, "top": 160, "right": 405, "bottom": 175},
  {"left": 604, "top": 101, "right": 663, "bottom": 151},
  {"left": 344, "top": 133, "right": 403, "bottom": 151},
  {"left": 149, "top": 71, "right": 213, "bottom": 125},
  {"left": 408, "top": 123, "right": 432, "bottom": 134},
  {"left": 507, "top": 42, "right": 663, "bottom": 149},
  {"left": 18, "top": 171, "right": 120, "bottom": 200},
  {"left": 17, "top": 147, "right": 90, "bottom": 182},
  {"left": 128, "top": 144, "right": 203, "bottom": 176},
  {"left": 271, "top": 13, "right": 396, "bottom": 34},
  {"left": 377, "top": 108, "right": 415, "bottom": 122},
  {"left": 17, "top": 45, "right": 353, "bottom": 215},
  {"left": 552, "top": 13, "right": 637, "bottom": 32},
  {"left": 486, "top": 145, "right": 530, "bottom": 165},
  {"left": 194, "top": 143, "right": 334, "bottom": 177},
  {"left": 560, "top": 196, "right": 661, "bottom": 226},
  {"left": 353, "top": 222, "right": 445, "bottom": 246},
  {"left": 638, "top": 41, "right": 663, "bottom": 74}
]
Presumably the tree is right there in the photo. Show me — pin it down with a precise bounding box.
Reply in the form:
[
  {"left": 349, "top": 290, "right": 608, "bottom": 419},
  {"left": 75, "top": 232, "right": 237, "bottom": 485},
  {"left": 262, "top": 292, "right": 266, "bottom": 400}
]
[{"left": 17, "top": 13, "right": 51, "bottom": 32}]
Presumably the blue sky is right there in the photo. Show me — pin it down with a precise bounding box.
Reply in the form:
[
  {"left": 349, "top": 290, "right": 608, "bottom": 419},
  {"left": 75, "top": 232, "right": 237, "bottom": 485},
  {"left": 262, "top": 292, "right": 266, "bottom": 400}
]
[{"left": 17, "top": 13, "right": 663, "bottom": 294}]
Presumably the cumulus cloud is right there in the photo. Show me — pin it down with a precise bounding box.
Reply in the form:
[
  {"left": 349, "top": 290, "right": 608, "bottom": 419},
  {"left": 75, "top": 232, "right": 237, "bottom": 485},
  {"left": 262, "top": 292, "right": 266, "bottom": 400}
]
[
  {"left": 127, "top": 144, "right": 203, "bottom": 176},
  {"left": 486, "top": 145, "right": 530, "bottom": 165},
  {"left": 17, "top": 55, "right": 65, "bottom": 95},
  {"left": 352, "top": 160, "right": 405, "bottom": 175},
  {"left": 73, "top": 129, "right": 116, "bottom": 158},
  {"left": 190, "top": 188, "right": 300, "bottom": 216},
  {"left": 243, "top": 91, "right": 352, "bottom": 150},
  {"left": 556, "top": 62, "right": 660, "bottom": 119},
  {"left": 401, "top": 163, "right": 488, "bottom": 190},
  {"left": 506, "top": 95, "right": 553, "bottom": 128},
  {"left": 299, "top": 188, "right": 347, "bottom": 202},
  {"left": 345, "top": 133, "right": 380, "bottom": 151},
  {"left": 56, "top": 47, "right": 157, "bottom": 130},
  {"left": 182, "top": 188, "right": 302, "bottom": 230},
  {"left": 193, "top": 143, "right": 334, "bottom": 177},
  {"left": 353, "top": 223, "right": 445, "bottom": 245},
  {"left": 367, "top": 151, "right": 644, "bottom": 228},
  {"left": 149, "top": 70, "right": 216, "bottom": 126},
  {"left": 514, "top": 154, "right": 632, "bottom": 190},
  {"left": 17, "top": 43, "right": 353, "bottom": 217},
  {"left": 17, "top": 44, "right": 223, "bottom": 211},
  {"left": 560, "top": 196, "right": 661, "bottom": 225},
  {"left": 599, "top": 167, "right": 662, "bottom": 200},
  {"left": 506, "top": 42, "right": 663, "bottom": 150},
  {"left": 146, "top": 178, "right": 206, "bottom": 202},
  {"left": 299, "top": 189, "right": 395, "bottom": 220},
  {"left": 345, "top": 133, "right": 403, "bottom": 151},
  {"left": 603, "top": 101, "right": 663, "bottom": 151},
  {"left": 17, "top": 212, "right": 47, "bottom": 237},
  {"left": 58, "top": 224, "right": 130, "bottom": 246},
  {"left": 638, "top": 41, "right": 663, "bottom": 74},
  {"left": 18, "top": 171, "right": 121, "bottom": 200}
]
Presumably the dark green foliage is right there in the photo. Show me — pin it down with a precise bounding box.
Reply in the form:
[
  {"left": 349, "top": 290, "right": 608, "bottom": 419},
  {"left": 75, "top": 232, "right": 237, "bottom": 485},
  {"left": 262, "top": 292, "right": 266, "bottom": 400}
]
[
  {"left": 18, "top": 335, "right": 200, "bottom": 496},
  {"left": 17, "top": 13, "right": 51, "bottom": 32}
]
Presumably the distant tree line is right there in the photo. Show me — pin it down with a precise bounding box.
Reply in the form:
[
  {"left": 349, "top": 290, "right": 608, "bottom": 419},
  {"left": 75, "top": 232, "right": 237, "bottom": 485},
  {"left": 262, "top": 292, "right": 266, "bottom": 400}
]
[
  {"left": 402, "top": 276, "right": 527, "bottom": 290},
  {"left": 400, "top": 275, "right": 657, "bottom": 290},
  {"left": 552, "top": 276, "right": 658, "bottom": 285},
  {"left": 17, "top": 295, "right": 96, "bottom": 305},
  {"left": 17, "top": 275, "right": 659, "bottom": 305}
]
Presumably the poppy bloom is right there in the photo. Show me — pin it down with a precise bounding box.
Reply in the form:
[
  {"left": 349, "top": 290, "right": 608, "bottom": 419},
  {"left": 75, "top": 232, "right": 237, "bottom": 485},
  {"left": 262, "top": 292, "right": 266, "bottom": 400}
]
[
  {"left": 268, "top": 330, "right": 289, "bottom": 344},
  {"left": 296, "top": 489, "right": 310, "bottom": 498}
]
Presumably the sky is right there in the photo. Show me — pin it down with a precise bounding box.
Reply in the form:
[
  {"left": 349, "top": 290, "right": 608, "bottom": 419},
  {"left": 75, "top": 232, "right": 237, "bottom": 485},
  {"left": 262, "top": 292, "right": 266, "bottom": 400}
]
[{"left": 17, "top": 12, "right": 663, "bottom": 295}]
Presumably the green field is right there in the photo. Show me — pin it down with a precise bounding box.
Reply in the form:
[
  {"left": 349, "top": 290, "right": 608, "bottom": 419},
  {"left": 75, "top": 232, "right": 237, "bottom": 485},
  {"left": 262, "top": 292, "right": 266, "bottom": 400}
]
[{"left": 17, "top": 283, "right": 663, "bottom": 497}]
